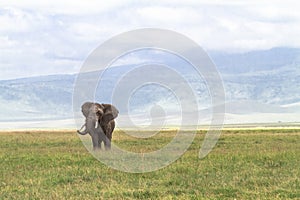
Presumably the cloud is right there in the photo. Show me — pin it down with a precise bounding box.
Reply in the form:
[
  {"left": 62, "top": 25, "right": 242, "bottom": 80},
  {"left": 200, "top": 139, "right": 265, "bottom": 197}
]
[
  {"left": 0, "top": 1, "right": 300, "bottom": 80},
  {"left": 0, "top": 0, "right": 125, "bottom": 15}
]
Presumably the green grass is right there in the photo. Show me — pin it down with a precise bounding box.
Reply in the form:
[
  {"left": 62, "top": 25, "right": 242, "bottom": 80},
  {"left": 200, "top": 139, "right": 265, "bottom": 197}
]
[{"left": 0, "top": 129, "right": 299, "bottom": 199}]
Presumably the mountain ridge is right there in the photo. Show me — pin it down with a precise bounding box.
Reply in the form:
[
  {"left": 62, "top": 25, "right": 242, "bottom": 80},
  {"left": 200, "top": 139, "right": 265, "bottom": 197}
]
[{"left": 0, "top": 47, "right": 299, "bottom": 127}]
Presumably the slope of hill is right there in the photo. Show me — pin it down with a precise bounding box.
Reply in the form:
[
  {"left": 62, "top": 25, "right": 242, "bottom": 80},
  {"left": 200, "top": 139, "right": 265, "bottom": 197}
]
[{"left": 0, "top": 47, "right": 299, "bottom": 128}]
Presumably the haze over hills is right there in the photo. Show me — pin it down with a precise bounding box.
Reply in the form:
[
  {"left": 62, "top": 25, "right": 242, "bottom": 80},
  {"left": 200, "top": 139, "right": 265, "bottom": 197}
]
[{"left": 0, "top": 47, "right": 299, "bottom": 129}]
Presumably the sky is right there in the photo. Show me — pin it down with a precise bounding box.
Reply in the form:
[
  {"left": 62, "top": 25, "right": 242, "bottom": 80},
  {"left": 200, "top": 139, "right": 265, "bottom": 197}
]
[{"left": 1, "top": 0, "right": 300, "bottom": 80}]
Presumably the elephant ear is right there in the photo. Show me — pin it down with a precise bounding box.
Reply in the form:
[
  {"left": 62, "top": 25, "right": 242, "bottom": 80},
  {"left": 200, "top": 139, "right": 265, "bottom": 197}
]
[
  {"left": 81, "top": 102, "right": 94, "bottom": 118},
  {"left": 101, "top": 104, "right": 119, "bottom": 124},
  {"left": 95, "top": 103, "right": 104, "bottom": 117}
]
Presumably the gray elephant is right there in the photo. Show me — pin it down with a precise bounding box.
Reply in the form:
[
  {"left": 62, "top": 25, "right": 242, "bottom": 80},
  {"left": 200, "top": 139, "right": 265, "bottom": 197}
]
[{"left": 77, "top": 102, "right": 119, "bottom": 150}]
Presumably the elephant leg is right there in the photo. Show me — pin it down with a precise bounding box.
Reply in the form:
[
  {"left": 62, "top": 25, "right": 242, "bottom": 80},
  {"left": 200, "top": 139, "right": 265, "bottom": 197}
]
[
  {"left": 97, "top": 127, "right": 106, "bottom": 150},
  {"left": 98, "top": 132, "right": 104, "bottom": 150},
  {"left": 104, "top": 137, "right": 111, "bottom": 150},
  {"left": 100, "top": 120, "right": 115, "bottom": 150},
  {"left": 98, "top": 137, "right": 102, "bottom": 149},
  {"left": 104, "top": 129, "right": 112, "bottom": 150}
]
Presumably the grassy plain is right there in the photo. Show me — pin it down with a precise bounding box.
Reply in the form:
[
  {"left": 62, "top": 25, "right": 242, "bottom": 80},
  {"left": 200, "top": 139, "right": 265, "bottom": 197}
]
[{"left": 0, "top": 128, "right": 299, "bottom": 199}]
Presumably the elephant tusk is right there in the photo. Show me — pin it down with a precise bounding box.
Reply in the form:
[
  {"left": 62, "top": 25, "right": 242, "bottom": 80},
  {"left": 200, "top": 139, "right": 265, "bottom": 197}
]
[{"left": 95, "top": 121, "right": 98, "bottom": 129}]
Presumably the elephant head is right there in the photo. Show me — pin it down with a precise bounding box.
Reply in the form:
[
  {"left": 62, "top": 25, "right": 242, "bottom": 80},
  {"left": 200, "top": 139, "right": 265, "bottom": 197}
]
[{"left": 81, "top": 102, "right": 103, "bottom": 119}]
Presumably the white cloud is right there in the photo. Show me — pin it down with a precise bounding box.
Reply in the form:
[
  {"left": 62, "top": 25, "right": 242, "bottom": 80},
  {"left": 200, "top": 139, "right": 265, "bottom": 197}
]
[
  {"left": 0, "top": 0, "right": 125, "bottom": 15},
  {"left": 0, "top": 1, "right": 300, "bottom": 79},
  {"left": 137, "top": 6, "right": 202, "bottom": 25}
]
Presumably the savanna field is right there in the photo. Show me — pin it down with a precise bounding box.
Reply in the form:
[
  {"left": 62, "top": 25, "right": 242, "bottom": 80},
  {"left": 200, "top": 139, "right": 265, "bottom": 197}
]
[{"left": 0, "top": 128, "right": 299, "bottom": 199}]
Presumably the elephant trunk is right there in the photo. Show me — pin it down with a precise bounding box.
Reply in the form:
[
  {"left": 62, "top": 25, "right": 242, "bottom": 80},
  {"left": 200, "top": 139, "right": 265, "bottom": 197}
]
[{"left": 77, "top": 130, "right": 88, "bottom": 135}]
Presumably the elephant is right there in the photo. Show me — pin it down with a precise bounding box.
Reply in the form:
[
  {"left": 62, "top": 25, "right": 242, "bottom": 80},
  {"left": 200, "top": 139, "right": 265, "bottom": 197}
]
[{"left": 77, "top": 102, "right": 119, "bottom": 150}]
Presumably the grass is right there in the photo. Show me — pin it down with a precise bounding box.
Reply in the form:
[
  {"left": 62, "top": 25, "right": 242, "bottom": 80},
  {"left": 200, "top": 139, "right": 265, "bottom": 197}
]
[{"left": 0, "top": 129, "right": 299, "bottom": 199}]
